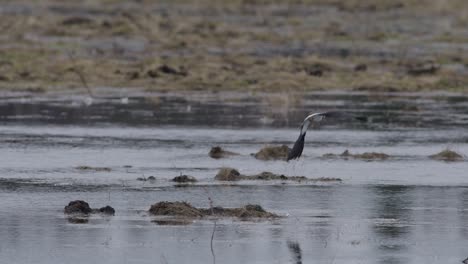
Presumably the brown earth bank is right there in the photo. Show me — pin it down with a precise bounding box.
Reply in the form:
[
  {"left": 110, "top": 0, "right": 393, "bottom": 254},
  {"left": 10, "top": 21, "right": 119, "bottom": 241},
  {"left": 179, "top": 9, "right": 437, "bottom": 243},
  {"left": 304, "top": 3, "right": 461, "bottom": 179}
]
[{"left": 1, "top": 1, "right": 468, "bottom": 94}]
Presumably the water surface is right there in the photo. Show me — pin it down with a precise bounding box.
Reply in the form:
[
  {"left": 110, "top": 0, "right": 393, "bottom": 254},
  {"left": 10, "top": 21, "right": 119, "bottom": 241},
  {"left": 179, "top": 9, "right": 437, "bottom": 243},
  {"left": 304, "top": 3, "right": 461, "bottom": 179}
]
[{"left": 0, "top": 91, "right": 467, "bottom": 264}]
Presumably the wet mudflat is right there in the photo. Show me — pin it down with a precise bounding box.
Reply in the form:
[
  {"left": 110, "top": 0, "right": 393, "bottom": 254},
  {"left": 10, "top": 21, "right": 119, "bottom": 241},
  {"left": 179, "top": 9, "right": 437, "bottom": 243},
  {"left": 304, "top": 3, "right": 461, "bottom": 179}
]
[{"left": 0, "top": 91, "right": 468, "bottom": 263}]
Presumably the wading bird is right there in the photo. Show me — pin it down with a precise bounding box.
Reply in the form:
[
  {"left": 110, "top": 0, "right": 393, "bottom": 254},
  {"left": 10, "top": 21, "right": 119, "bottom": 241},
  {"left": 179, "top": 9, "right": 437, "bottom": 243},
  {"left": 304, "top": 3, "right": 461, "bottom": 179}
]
[{"left": 287, "top": 112, "right": 338, "bottom": 161}]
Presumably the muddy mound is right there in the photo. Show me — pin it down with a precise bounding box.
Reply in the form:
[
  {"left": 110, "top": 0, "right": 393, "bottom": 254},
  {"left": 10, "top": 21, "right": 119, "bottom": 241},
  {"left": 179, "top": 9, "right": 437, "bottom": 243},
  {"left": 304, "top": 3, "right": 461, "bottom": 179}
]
[
  {"left": 97, "top": 206, "right": 115, "bottom": 216},
  {"left": 429, "top": 149, "right": 464, "bottom": 161},
  {"left": 254, "top": 145, "right": 289, "bottom": 161},
  {"left": 149, "top": 201, "right": 203, "bottom": 217},
  {"left": 64, "top": 200, "right": 92, "bottom": 214},
  {"left": 323, "top": 150, "right": 389, "bottom": 160},
  {"left": 215, "top": 167, "right": 241, "bottom": 181},
  {"left": 200, "top": 204, "right": 278, "bottom": 218},
  {"left": 149, "top": 201, "right": 278, "bottom": 219},
  {"left": 172, "top": 175, "right": 197, "bottom": 183},
  {"left": 76, "top": 166, "right": 111, "bottom": 172},
  {"left": 64, "top": 200, "right": 115, "bottom": 216},
  {"left": 353, "top": 152, "right": 389, "bottom": 160},
  {"left": 213, "top": 169, "right": 341, "bottom": 182},
  {"left": 247, "top": 171, "right": 307, "bottom": 181},
  {"left": 209, "top": 146, "right": 239, "bottom": 159}
]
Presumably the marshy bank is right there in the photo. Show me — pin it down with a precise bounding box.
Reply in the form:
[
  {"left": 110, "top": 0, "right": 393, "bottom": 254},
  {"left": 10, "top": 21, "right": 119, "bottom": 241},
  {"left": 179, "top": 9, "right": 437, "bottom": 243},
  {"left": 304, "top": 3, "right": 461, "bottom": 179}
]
[{"left": 2, "top": 1, "right": 468, "bottom": 94}]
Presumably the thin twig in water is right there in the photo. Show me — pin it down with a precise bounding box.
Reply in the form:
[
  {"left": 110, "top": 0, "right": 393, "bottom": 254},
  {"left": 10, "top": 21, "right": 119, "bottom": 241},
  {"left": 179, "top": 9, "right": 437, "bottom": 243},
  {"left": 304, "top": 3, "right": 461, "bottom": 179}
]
[
  {"left": 210, "top": 220, "right": 217, "bottom": 264},
  {"left": 203, "top": 187, "right": 217, "bottom": 264}
]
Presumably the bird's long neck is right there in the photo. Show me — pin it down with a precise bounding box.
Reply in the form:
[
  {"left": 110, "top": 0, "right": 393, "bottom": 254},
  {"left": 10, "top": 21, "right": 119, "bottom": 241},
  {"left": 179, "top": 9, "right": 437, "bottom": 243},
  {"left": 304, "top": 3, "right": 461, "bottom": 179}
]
[{"left": 300, "top": 123, "right": 308, "bottom": 136}]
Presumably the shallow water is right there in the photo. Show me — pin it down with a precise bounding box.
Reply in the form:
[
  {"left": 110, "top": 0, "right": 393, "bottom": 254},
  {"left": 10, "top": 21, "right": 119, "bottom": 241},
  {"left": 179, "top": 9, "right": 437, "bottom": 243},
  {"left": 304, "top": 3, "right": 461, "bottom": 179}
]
[{"left": 0, "top": 91, "right": 468, "bottom": 264}]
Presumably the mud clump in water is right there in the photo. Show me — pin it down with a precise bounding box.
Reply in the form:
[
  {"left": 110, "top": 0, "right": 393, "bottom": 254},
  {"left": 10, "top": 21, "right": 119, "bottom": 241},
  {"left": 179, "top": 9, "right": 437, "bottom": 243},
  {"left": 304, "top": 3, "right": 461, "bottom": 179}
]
[
  {"left": 200, "top": 204, "right": 278, "bottom": 218},
  {"left": 429, "top": 149, "right": 464, "bottom": 161},
  {"left": 354, "top": 152, "right": 389, "bottom": 160},
  {"left": 76, "top": 166, "right": 111, "bottom": 172},
  {"left": 149, "top": 201, "right": 278, "bottom": 219},
  {"left": 64, "top": 200, "right": 92, "bottom": 214},
  {"left": 254, "top": 145, "right": 289, "bottom": 161},
  {"left": 209, "top": 146, "right": 239, "bottom": 159},
  {"left": 149, "top": 201, "right": 203, "bottom": 217},
  {"left": 248, "top": 171, "right": 307, "bottom": 181},
  {"left": 215, "top": 167, "right": 241, "bottom": 181},
  {"left": 172, "top": 174, "right": 197, "bottom": 183},
  {"left": 96, "top": 206, "right": 115, "bottom": 216},
  {"left": 64, "top": 200, "right": 115, "bottom": 216},
  {"left": 322, "top": 150, "right": 389, "bottom": 160},
  {"left": 214, "top": 169, "right": 341, "bottom": 182}
]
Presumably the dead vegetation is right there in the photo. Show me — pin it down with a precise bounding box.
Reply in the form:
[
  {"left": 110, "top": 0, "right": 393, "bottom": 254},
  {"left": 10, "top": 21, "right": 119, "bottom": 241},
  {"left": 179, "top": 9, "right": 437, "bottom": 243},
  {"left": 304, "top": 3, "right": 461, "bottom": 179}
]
[
  {"left": 429, "top": 149, "right": 464, "bottom": 161},
  {"left": 148, "top": 201, "right": 278, "bottom": 219}
]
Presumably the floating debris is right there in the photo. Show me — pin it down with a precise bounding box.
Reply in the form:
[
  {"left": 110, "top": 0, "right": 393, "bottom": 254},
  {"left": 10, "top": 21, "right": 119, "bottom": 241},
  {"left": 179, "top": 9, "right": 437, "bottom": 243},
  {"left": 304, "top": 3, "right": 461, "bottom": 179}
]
[
  {"left": 254, "top": 145, "right": 289, "bottom": 161},
  {"left": 209, "top": 146, "right": 239, "bottom": 159},
  {"left": 148, "top": 201, "right": 278, "bottom": 219},
  {"left": 172, "top": 174, "right": 197, "bottom": 183},
  {"left": 429, "top": 149, "right": 464, "bottom": 162},
  {"left": 76, "top": 166, "right": 111, "bottom": 172}
]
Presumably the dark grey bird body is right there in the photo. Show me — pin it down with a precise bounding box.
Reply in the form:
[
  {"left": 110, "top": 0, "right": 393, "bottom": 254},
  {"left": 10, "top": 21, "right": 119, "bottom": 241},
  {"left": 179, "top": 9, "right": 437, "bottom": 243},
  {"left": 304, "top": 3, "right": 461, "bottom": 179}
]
[
  {"left": 287, "top": 112, "right": 339, "bottom": 161},
  {"left": 287, "top": 131, "right": 306, "bottom": 161}
]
